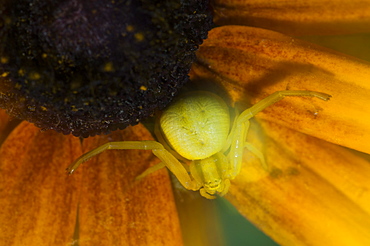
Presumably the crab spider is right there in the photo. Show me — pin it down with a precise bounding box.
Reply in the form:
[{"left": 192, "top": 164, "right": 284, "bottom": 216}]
[{"left": 67, "top": 90, "right": 331, "bottom": 199}]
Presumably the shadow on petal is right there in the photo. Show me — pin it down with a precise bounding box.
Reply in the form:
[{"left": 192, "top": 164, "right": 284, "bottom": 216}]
[
  {"left": 0, "top": 109, "right": 10, "bottom": 136},
  {"left": 0, "top": 109, "right": 21, "bottom": 146},
  {"left": 227, "top": 119, "right": 370, "bottom": 246}
]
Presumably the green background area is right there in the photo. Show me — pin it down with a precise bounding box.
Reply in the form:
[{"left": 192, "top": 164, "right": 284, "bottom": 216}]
[{"left": 217, "top": 198, "right": 279, "bottom": 246}]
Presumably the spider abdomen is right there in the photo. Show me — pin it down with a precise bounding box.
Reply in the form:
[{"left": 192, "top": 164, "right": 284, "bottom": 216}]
[{"left": 160, "top": 91, "right": 230, "bottom": 160}]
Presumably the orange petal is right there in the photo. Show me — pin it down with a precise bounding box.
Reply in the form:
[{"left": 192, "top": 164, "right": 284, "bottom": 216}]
[
  {"left": 76, "top": 125, "right": 183, "bottom": 245},
  {"left": 0, "top": 122, "right": 183, "bottom": 245},
  {"left": 299, "top": 33, "right": 370, "bottom": 62},
  {"left": 227, "top": 119, "right": 370, "bottom": 245},
  {"left": 192, "top": 26, "right": 370, "bottom": 154},
  {"left": 212, "top": 0, "right": 370, "bottom": 35},
  {"left": 0, "top": 121, "right": 82, "bottom": 245}
]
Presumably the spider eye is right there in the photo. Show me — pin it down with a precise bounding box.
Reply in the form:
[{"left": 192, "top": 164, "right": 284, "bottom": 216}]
[{"left": 0, "top": 0, "right": 212, "bottom": 137}]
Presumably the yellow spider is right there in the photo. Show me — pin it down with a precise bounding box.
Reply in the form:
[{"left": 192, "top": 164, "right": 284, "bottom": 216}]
[{"left": 67, "top": 90, "right": 331, "bottom": 199}]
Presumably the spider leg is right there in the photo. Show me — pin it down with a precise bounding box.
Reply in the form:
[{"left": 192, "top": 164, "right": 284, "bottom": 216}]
[
  {"left": 226, "top": 90, "right": 330, "bottom": 178},
  {"left": 135, "top": 162, "right": 166, "bottom": 180},
  {"left": 226, "top": 120, "right": 250, "bottom": 178},
  {"left": 222, "top": 107, "right": 240, "bottom": 153},
  {"left": 67, "top": 140, "right": 200, "bottom": 191},
  {"left": 218, "top": 179, "right": 230, "bottom": 197},
  {"left": 244, "top": 142, "right": 267, "bottom": 170},
  {"left": 150, "top": 148, "right": 200, "bottom": 191},
  {"left": 67, "top": 141, "right": 164, "bottom": 174},
  {"left": 237, "top": 90, "right": 331, "bottom": 122}
]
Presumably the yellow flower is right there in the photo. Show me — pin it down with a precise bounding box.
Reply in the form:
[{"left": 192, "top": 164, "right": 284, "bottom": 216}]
[{"left": 1, "top": 0, "right": 370, "bottom": 245}]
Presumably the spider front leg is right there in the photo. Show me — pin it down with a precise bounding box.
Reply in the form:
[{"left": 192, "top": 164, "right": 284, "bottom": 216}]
[
  {"left": 67, "top": 141, "right": 200, "bottom": 191},
  {"left": 226, "top": 119, "right": 262, "bottom": 178},
  {"left": 226, "top": 90, "right": 331, "bottom": 178},
  {"left": 139, "top": 148, "right": 201, "bottom": 191},
  {"left": 238, "top": 90, "right": 331, "bottom": 122}
]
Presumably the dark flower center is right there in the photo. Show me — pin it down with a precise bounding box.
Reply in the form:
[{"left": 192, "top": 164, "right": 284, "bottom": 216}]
[{"left": 0, "top": 0, "right": 212, "bottom": 137}]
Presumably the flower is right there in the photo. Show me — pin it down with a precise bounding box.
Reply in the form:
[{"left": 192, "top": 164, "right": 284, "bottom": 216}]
[{"left": 1, "top": 0, "right": 370, "bottom": 245}]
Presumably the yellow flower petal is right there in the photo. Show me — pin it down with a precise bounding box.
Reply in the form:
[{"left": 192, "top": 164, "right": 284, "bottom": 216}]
[
  {"left": 227, "top": 119, "right": 370, "bottom": 245},
  {"left": 192, "top": 25, "right": 370, "bottom": 154},
  {"left": 0, "top": 122, "right": 183, "bottom": 245},
  {"left": 212, "top": 0, "right": 370, "bottom": 35}
]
